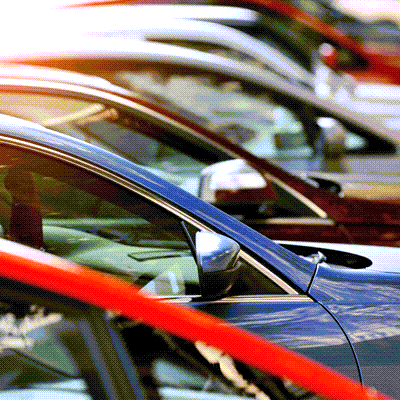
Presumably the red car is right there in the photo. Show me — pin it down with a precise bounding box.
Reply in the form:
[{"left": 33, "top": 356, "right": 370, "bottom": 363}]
[
  {"left": 65, "top": 0, "right": 400, "bottom": 85},
  {"left": 0, "top": 237, "right": 394, "bottom": 400}
]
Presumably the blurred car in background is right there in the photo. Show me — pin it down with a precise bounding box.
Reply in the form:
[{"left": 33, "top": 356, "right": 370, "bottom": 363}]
[
  {"left": 11, "top": 4, "right": 400, "bottom": 135},
  {"left": 2, "top": 112, "right": 400, "bottom": 397},
  {"left": 65, "top": 0, "right": 400, "bottom": 85},
  {"left": 1, "top": 39, "right": 400, "bottom": 177},
  {"left": 0, "top": 238, "right": 394, "bottom": 400},
  {"left": 1, "top": 63, "right": 400, "bottom": 247},
  {"left": 285, "top": 0, "right": 400, "bottom": 46},
  {"left": 32, "top": 10, "right": 316, "bottom": 90}
]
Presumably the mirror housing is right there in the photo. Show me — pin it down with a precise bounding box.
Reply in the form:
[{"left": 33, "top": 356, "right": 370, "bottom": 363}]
[
  {"left": 196, "top": 231, "right": 241, "bottom": 299},
  {"left": 316, "top": 117, "right": 347, "bottom": 173},
  {"left": 319, "top": 43, "right": 367, "bottom": 71},
  {"left": 199, "top": 160, "right": 277, "bottom": 216},
  {"left": 300, "top": 173, "right": 343, "bottom": 195}
]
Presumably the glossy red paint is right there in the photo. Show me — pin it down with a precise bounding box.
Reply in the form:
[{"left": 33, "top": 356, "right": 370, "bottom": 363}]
[
  {"left": 0, "top": 240, "right": 394, "bottom": 400},
  {"left": 64, "top": 0, "right": 400, "bottom": 84}
]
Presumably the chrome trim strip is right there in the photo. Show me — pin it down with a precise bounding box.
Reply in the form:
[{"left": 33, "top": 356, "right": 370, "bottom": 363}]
[
  {"left": 0, "top": 80, "right": 327, "bottom": 219},
  {"left": 239, "top": 251, "right": 298, "bottom": 294},
  {"left": 247, "top": 217, "right": 335, "bottom": 225},
  {"left": 211, "top": 295, "right": 312, "bottom": 303},
  {"left": 264, "top": 173, "right": 328, "bottom": 218}
]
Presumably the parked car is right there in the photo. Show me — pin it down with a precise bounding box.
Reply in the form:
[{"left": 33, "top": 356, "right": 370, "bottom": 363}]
[
  {"left": 2, "top": 112, "right": 400, "bottom": 397},
  {"left": 64, "top": 0, "right": 400, "bottom": 85},
  {"left": 6, "top": 9, "right": 316, "bottom": 89},
  {"left": 1, "top": 64, "right": 400, "bottom": 246},
  {"left": 1, "top": 39, "right": 400, "bottom": 177},
  {"left": 285, "top": 0, "right": 400, "bottom": 46},
  {"left": 2, "top": 63, "right": 400, "bottom": 245},
  {"left": 7, "top": 5, "right": 400, "bottom": 135},
  {"left": 0, "top": 239, "right": 394, "bottom": 400}
]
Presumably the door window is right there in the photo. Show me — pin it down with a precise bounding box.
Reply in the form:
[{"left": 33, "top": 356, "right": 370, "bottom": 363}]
[
  {"left": 0, "top": 146, "right": 200, "bottom": 297},
  {"left": 0, "top": 300, "right": 91, "bottom": 400},
  {"left": 0, "top": 144, "right": 292, "bottom": 298}
]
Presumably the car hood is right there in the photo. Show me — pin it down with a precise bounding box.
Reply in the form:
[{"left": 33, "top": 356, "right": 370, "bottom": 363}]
[{"left": 277, "top": 240, "right": 400, "bottom": 273}]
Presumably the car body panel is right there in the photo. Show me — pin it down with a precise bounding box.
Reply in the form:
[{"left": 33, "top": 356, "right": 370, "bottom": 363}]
[
  {"left": 194, "top": 298, "right": 360, "bottom": 381},
  {"left": 309, "top": 265, "right": 400, "bottom": 396}
]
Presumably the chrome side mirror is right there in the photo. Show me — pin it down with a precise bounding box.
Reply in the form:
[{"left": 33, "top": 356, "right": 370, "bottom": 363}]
[
  {"left": 199, "top": 159, "right": 277, "bottom": 217},
  {"left": 195, "top": 231, "right": 241, "bottom": 299}
]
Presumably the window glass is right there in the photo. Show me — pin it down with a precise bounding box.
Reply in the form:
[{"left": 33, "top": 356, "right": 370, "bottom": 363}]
[
  {"left": 114, "top": 71, "right": 313, "bottom": 160},
  {"left": 0, "top": 148, "right": 200, "bottom": 297},
  {"left": 0, "top": 301, "right": 91, "bottom": 399},
  {"left": 0, "top": 93, "right": 210, "bottom": 196},
  {"left": 345, "top": 132, "right": 367, "bottom": 151},
  {"left": 120, "top": 323, "right": 322, "bottom": 400},
  {"left": 0, "top": 92, "right": 319, "bottom": 218}
]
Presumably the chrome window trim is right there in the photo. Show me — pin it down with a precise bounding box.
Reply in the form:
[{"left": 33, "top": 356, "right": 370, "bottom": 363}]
[
  {"left": 264, "top": 173, "right": 328, "bottom": 218},
  {"left": 0, "top": 80, "right": 327, "bottom": 219},
  {"left": 239, "top": 251, "right": 298, "bottom": 294},
  {"left": 246, "top": 217, "right": 335, "bottom": 225},
  {"left": 210, "top": 295, "right": 312, "bottom": 303},
  {"left": 0, "top": 135, "right": 300, "bottom": 296}
]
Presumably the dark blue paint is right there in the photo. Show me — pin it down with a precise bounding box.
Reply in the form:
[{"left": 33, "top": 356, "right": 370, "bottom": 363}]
[
  {"left": 310, "top": 265, "right": 400, "bottom": 398},
  {"left": 194, "top": 300, "right": 360, "bottom": 381}
]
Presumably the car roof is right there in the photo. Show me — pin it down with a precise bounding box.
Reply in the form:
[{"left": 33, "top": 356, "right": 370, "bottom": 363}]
[
  {"left": 33, "top": 8, "right": 313, "bottom": 86},
  {"left": 0, "top": 39, "right": 395, "bottom": 144},
  {"left": 0, "top": 63, "right": 133, "bottom": 94},
  {"left": 62, "top": 0, "right": 371, "bottom": 59},
  {"left": 0, "top": 237, "right": 391, "bottom": 400}
]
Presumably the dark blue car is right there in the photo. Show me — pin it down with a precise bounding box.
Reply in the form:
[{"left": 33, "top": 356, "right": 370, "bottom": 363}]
[{"left": 0, "top": 114, "right": 400, "bottom": 398}]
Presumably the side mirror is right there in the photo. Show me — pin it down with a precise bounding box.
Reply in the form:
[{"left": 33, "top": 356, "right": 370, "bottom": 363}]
[
  {"left": 319, "top": 43, "right": 367, "bottom": 71},
  {"left": 196, "top": 231, "right": 241, "bottom": 299},
  {"left": 300, "top": 173, "right": 343, "bottom": 195},
  {"left": 316, "top": 117, "right": 347, "bottom": 173},
  {"left": 199, "top": 160, "right": 277, "bottom": 216},
  {"left": 274, "top": 131, "right": 308, "bottom": 151},
  {"left": 317, "top": 117, "right": 346, "bottom": 158}
]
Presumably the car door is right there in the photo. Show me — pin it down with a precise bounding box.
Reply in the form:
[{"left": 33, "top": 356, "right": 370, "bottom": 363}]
[{"left": 0, "top": 138, "right": 359, "bottom": 382}]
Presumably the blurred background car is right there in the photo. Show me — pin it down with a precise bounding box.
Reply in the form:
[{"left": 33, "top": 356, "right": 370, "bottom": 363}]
[
  {"left": 8, "top": 4, "right": 400, "bottom": 135},
  {"left": 63, "top": 0, "right": 400, "bottom": 83},
  {"left": 284, "top": 0, "right": 400, "bottom": 46},
  {"left": 1, "top": 64, "right": 400, "bottom": 247},
  {"left": 1, "top": 38, "right": 400, "bottom": 177}
]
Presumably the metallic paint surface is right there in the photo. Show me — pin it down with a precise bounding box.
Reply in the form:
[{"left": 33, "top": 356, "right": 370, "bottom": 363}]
[{"left": 310, "top": 265, "right": 400, "bottom": 397}]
